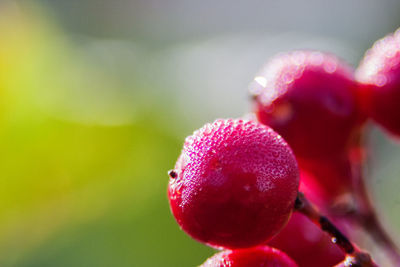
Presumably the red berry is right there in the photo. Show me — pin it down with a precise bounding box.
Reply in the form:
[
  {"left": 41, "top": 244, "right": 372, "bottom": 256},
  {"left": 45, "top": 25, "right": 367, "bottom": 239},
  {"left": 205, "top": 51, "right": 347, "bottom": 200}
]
[
  {"left": 297, "top": 171, "right": 347, "bottom": 213},
  {"left": 200, "top": 246, "right": 298, "bottom": 267},
  {"left": 356, "top": 29, "right": 400, "bottom": 136},
  {"left": 252, "top": 51, "right": 362, "bottom": 159},
  {"left": 297, "top": 154, "right": 354, "bottom": 203},
  {"left": 168, "top": 119, "right": 299, "bottom": 249},
  {"left": 268, "top": 212, "right": 345, "bottom": 267}
]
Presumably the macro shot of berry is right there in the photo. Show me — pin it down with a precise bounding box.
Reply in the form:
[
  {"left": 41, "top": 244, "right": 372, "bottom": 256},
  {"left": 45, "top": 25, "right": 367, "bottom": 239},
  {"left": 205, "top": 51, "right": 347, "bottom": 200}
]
[
  {"left": 167, "top": 29, "right": 400, "bottom": 267},
  {"left": 168, "top": 119, "right": 299, "bottom": 249},
  {"left": 3, "top": 1, "right": 400, "bottom": 267}
]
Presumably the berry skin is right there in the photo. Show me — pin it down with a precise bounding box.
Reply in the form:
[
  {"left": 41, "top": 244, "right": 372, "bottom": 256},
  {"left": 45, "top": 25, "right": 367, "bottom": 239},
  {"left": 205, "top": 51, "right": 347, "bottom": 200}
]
[
  {"left": 200, "top": 246, "right": 298, "bottom": 267},
  {"left": 252, "top": 51, "right": 362, "bottom": 159},
  {"left": 356, "top": 29, "right": 400, "bottom": 136},
  {"left": 268, "top": 212, "right": 345, "bottom": 267},
  {"left": 297, "top": 154, "right": 354, "bottom": 203},
  {"left": 168, "top": 119, "right": 299, "bottom": 249}
]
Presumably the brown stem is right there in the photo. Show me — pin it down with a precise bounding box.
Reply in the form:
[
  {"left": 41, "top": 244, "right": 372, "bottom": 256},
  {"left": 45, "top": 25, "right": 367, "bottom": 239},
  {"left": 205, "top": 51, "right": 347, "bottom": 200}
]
[
  {"left": 295, "top": 192, "right": 376, "bottom": 267},
  {"left": 334, "top": 253, "right": 377, "bottom": 267}
]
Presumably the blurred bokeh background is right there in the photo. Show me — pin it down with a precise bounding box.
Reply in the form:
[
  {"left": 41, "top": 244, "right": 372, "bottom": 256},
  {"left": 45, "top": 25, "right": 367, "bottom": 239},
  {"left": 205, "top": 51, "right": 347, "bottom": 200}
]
[{"left": 1, "top": 0, "right": 400, "bottom": 266}]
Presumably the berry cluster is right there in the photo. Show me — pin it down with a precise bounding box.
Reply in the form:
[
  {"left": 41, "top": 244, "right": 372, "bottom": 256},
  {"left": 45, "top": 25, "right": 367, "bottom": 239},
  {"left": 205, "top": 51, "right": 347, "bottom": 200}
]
[{"left": 168, "top": 29, "right": 400, "bottom": 266}]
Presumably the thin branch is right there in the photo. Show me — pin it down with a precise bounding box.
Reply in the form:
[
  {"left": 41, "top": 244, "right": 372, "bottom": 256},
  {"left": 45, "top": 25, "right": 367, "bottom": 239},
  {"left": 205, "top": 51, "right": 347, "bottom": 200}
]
[{"left": 295, "top": 192, "right": 376, "bottom": 267}]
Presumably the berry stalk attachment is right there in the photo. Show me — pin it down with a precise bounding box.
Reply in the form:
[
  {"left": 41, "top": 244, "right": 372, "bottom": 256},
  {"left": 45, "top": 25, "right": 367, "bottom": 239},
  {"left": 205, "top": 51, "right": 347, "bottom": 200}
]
[{"left": 294, "top": 192, "right": 376, "bottom": 267}]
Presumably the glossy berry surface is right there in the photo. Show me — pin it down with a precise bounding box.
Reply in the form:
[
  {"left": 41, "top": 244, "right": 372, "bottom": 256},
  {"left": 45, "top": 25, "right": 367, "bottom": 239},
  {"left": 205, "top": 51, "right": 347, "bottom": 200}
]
[
  {"left": 200, "top": 246, "right": 298, "bottom": 267},
  {"left": 356, "top": 29, "right": 400, "bottom": 136},
  {"left": 252, "top": 51, "right": 362, "bottom": 159},
  {"left": 268, "top": 212, "right": 345, "bottom": 267},
  {"left": 168, "top": 119, "right": 299, "bottom": 249}
]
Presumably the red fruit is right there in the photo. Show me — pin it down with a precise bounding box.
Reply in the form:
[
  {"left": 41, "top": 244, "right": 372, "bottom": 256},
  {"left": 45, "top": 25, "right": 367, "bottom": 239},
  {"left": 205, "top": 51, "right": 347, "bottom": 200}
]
[
  {"left": 268, "top": 212, "right": 345, "bottom": 267},
  {"left": 200, "top": 246, "right": 298, "bottom": 267},
  {"left": 297, "top": 173, "right": 330, "bottom": 210},
  {"left": 297, "top": 154, "right": 354, "bottom": 203},
  {"left": 168, "top": 119, "right": 299, "bottom": 249},
  {"left": 356, "top": 29, "right": 400, "bottom": 136},
  {"left": 252, "top": 51, "right": 362, "bottom": 159}
]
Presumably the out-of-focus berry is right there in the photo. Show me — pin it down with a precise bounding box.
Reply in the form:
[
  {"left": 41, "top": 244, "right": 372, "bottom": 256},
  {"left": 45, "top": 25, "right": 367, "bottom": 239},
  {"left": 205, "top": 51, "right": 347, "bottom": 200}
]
[
  {"left": 268, "top": 212, "right": 345, "bottom": 267},
  {"left": 252, "top": 51, "right": 363, "bottom": 159},
  {"left": 200, "top": 246, "right": 298, "bottom": 267},
  {"left": 297, "top": 155, "right": 354, "bottom": 203},
  {"left": 356, "top": 29, "right": 400, "bottom": 136}
]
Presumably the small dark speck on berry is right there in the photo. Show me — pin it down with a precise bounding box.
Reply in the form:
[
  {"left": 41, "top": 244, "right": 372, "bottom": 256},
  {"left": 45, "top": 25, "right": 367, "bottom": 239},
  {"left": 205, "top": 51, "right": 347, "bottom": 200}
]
[{"left": 168, "top": 170, "right": 178, "bottom": 179}]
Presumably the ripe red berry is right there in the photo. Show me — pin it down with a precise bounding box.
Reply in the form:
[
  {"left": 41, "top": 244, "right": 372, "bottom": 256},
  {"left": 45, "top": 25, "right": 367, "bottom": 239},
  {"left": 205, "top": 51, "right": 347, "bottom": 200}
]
[
  {"left": 252, "top": 51, "right": 362, "bottom": 159},
  {"left": 200, "top": 246, "right": 298, "bottom": 267},
  {"left": 297, "top": 154, "right": 354, "bottom": 203},
  {"left": 268, "top": 212, "right": 345, "bottom": 267},
  {"left": 356, "top": 29, "right": 400, "bottom": 136},
  {"left": 168, "top": 119, "right": 299, "bottom": 249}
]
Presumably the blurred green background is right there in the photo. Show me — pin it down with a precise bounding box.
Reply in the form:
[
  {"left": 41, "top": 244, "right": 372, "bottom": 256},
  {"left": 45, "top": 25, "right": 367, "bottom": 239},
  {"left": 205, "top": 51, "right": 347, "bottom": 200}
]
[{"left": 0, "top": 1, "right": 400, "bottom": 266}]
